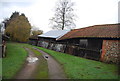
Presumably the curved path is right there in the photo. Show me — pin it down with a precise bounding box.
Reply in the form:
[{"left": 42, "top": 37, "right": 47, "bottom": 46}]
[
  {"left": 15, "top": 47, "right": 66, "bottom": 79},
  {"left": 33, "top": 47, "right": 66, "bottom": 79},
  {"left": 15, "top": 48, "right": 39, "bottom": 79}
]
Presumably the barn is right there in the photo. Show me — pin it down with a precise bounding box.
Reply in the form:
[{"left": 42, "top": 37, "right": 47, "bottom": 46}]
[
  {"left": 58, "top": 24, "right": 120, "bottom": 64},
  {"left": 29, "top": 35, "right": 38, "bottom": 46},
  {"left": 37, "top": 30, "right": 70, "bottom": 52}
]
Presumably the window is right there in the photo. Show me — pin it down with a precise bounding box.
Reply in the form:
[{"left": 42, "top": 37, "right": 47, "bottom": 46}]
[{"left": 79, "top": 39, "right": 88, "bottom": 48}]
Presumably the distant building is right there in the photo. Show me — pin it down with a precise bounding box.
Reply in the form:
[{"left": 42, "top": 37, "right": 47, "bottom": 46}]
[
  {"left": 29, "top": 35, "right": 38, "bottom": 46},
  {"left": 37, "top": 30, "right": 70, "bottom": 52},
  {"left": 58, "top": 24, "right": 120, "bottom": 64}
]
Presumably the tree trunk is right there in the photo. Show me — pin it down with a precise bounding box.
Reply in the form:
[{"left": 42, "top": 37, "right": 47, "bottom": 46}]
[{"left": 62, "top": 8, "right": 65, "bottom": 30}]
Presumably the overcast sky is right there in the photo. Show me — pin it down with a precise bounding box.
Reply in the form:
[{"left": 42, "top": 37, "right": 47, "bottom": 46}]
[{"left": 0, "top": 0, "right": 119, "bottom": 33}]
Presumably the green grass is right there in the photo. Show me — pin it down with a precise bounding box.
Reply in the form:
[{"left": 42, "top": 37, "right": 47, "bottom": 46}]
[
  {"left": 27, "top": 47, "right": 42, "bottom": 56},
  {"left": 2, "top": 43, "right": 28, "bottom": 79},
  {"left": 36, "top": 47, "right": 119, "bottom": 79},
  {"left": 0, "top": 59, "right": 2, "bottom": 77},
  {"left": 33, "top": 55, "right": 48, "bottom": 79}
]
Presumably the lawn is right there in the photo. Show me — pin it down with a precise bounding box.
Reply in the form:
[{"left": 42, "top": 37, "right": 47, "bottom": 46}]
[
  {"left": 2, "top": 43, "right": 28, "bottom": 79},
  {"left": 36, "top": 46, "right": 119, "bottom": 79}
]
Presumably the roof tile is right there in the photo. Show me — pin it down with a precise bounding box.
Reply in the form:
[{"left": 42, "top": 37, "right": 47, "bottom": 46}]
[{"left": 58, "top": 24, "right": 120, "bottom": 40}]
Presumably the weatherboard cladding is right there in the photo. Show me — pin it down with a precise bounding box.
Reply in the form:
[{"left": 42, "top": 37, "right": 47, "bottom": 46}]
[
  {"left": 38, "top": 30, "right": 70, "bottom": 40},
  {"left": 58, "top": 24, "right": 120, "bottom": 40}
]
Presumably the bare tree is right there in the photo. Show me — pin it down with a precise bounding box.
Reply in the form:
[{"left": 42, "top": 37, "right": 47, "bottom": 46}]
[{"left": 50, "top": 0, "right": 76, "bottom": 30}]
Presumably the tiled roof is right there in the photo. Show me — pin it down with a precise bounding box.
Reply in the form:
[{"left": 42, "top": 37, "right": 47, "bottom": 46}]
[{"left": 58, "top": 24, "right": 120, "bottom": 40}]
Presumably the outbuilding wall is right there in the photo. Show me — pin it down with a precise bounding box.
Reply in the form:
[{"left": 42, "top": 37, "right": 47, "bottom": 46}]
[
  {"left": 101, "top": 40, "right": 120, "bottom": 64},
  {"left": 37, "top": 37, "right": 120, "bottom": 64},
  {"left": 29, "top": 40, "right": 38, "bottom": 46}
]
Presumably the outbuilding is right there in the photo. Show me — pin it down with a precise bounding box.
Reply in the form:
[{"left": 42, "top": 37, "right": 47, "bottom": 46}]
[
  {"left": 29, "top": 35, "right": 38, "bottom": 46},
  {"left": 58, "top": 24, "right": 120, "bottom": 64},
  {"left": 37, "top": 30, "right": 70, "bottom": 52}
]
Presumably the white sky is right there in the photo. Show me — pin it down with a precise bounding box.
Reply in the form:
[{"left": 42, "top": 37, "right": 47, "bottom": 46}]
[{"left": 0, "top": 0, "right": 119, "bottom": 33}]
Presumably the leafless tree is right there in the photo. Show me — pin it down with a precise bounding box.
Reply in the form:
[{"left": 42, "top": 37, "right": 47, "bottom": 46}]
[{"left": 50, "top": 0, "right": 76, "bottom": 30}]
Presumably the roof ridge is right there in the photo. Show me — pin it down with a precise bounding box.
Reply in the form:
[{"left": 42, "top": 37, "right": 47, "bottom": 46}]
[{"left": 74, "top": 23, "right": 119, "bottom": 30}]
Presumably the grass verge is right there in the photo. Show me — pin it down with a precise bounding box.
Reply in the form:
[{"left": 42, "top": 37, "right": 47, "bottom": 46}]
[
  {"left": 27, "top": 47, "right": 42, "bottom": 56},
  {"left": 33, "top": 55, "right": 48, "bottom": 79},
  {"left": 2, "top": 43, "right": 27, "bottom": 79},
  {"left": 0, "top": 59, "right": 2, "bottom": 77},
  {"left": 36, "top": 47, "right": 119, "bottom": 79}
]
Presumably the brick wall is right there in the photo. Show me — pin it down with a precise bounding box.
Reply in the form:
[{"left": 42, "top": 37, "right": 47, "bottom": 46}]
[{"left": 101, "top": 40, "right": 120, "bottom": 64}]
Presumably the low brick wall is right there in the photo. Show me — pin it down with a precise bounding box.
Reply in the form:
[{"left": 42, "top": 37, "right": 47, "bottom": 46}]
[{"left": 101, "top": 40, "right": 120, "bottom": 64}]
